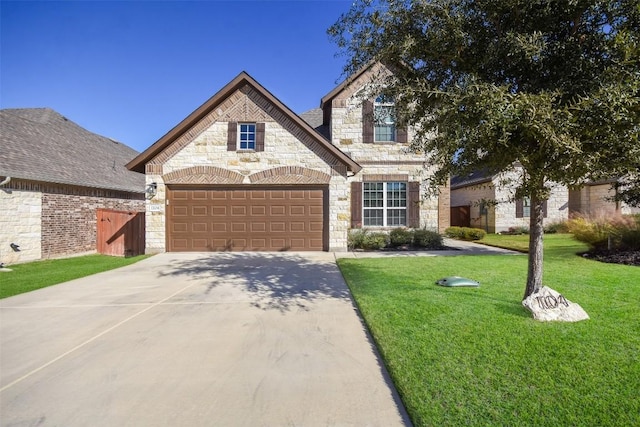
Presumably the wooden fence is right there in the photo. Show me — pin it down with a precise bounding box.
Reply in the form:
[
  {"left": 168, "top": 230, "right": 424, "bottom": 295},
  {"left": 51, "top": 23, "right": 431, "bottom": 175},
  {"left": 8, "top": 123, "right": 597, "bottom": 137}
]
[{"left": 97, "top": 209, "right": 145, "bottom": 257}]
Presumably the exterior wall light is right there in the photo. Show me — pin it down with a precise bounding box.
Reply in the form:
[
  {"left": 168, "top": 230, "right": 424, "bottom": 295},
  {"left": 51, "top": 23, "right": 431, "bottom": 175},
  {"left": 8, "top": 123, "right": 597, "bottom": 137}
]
[{"left": 145, "top": 182, "right": 158, "bottom": 199}]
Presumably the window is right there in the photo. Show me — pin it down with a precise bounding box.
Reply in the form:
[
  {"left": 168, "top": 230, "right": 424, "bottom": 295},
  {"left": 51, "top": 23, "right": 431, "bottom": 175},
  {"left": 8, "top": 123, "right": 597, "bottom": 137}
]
[
  {"left": 239, "top": 123, "right": 256, "bottom": 150},
  {"left": 363, "top": 182, "right": 407, "bottom": 226},
  {"left": 522, "top": 197, "right": 531, "bottom": 217},
  {"left": 374, "top": 95, "right": 396, "bottom": 142}
]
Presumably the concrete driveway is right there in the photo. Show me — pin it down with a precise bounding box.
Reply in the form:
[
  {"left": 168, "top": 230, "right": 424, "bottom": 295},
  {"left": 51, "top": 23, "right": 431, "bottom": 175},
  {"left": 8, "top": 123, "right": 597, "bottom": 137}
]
[{"left": 0, "top": 252, "right": 411, "bottom": 426}]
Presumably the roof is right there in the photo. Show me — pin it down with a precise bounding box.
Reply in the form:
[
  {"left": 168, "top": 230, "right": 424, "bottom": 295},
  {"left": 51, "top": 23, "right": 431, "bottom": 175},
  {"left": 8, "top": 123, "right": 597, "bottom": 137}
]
[
  {"left": 0, "top": 108, "right": 144, "bottom": 193},
  {"left": 126, "top": 72, "right": 361, "bottom": 174},
  {"left": 450, "top": 169, "right": 493, "bottom": 190},
  {"left": 299, "top": 108, "right": 330, "bottom": 140}
]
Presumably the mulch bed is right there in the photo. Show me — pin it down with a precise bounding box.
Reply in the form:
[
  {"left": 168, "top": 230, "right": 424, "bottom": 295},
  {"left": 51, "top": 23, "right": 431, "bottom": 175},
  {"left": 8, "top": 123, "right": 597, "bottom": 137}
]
[{"left": 580, "top": 250, "right": 640, "bottom": 266}]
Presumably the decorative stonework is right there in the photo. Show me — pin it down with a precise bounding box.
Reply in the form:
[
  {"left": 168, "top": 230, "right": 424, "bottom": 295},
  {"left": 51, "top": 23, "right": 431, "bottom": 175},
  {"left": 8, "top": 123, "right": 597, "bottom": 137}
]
[
  {"left": 162, "top": 166, "right": 244, "bottom": 185},
  {"left": 523, "top": 286, "right": 589, "bottom": 322},
  {"left": 249, "top": 166, "right": 331, "bottom": 184}
]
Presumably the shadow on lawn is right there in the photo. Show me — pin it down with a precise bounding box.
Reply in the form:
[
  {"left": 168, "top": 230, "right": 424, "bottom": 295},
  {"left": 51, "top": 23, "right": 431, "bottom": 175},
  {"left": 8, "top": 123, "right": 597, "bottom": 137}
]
[{"left": 157, "top": 252, "right": 350, "bottom": 312}]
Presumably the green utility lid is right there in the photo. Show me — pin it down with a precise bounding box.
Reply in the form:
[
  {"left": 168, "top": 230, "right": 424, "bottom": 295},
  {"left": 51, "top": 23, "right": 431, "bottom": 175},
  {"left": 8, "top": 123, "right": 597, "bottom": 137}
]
[{"left": 436, "top": 276, "right": 480, "bottom": 287}]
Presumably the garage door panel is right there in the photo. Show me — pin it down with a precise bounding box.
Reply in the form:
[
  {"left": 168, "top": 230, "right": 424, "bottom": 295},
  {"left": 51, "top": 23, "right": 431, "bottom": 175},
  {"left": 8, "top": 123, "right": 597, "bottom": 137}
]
[{"left": 168, "top": 187, "right": 325, "bottom": 251}]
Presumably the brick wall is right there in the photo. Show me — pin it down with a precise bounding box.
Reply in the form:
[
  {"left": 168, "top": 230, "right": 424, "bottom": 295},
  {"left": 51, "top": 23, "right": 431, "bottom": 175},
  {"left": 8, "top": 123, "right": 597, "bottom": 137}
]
[
  {"left": 1, "top": 179, "right": 144, "bottom": 262},
  {"left": 42, "top": 189, "right": 144, "bottom": 259}
]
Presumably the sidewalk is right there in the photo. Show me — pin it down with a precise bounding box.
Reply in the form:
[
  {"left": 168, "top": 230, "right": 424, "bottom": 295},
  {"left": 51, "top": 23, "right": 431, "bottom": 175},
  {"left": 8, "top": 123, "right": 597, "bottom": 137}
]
[{"left": 334, "top": 238, "right": 522, "bottom": 259}]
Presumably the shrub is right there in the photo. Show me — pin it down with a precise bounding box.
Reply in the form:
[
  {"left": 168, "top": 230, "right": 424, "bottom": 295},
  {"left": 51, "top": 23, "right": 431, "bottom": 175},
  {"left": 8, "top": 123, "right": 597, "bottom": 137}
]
[
  {"left": 361, "top": 232, "right": 389, "bottom": 250},
  {"left": 389, "top": 228, "right": 414, "bottom": 247},
  {"left": 413, "top": 228, "right": 443, "bottom": 249},
  {"left": 501, "top": 226, "right": 530, "bottom": 235},
  {"left": 444, "top": 226, "right": 463, "bottom": 239},
  {"left": 567, "top": 213, "right": 639, "bottom": 251},
  {"left": 462, "top": 227, "right": 486, "bottom": 240},
  {"left": 348, "top": 229, "right": 389, "bottom": 250},
  {"left": 445, "top": 226, "right": 485, "bottom": 241},
  {"left": 544, "top": 220, "right": 570, "bottom": 234}
]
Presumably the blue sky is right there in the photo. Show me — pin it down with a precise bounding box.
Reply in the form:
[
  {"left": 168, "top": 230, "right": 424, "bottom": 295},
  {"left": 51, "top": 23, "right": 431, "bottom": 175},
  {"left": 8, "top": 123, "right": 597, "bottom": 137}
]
[{"left": 1, "top": 0, "right": 353, "bottom": 152}]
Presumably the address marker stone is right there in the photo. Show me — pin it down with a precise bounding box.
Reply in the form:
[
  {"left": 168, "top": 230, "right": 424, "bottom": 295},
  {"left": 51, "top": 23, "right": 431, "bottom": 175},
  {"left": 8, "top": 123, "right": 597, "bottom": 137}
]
[{"left": 522, "top": 286, "right": 589, "bottom": 322}]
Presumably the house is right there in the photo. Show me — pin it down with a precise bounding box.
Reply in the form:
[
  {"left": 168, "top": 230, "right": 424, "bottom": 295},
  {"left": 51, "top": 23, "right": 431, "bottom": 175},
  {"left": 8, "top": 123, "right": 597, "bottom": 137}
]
[
  {"left": 450, "top": 168, "right": 569, "bottom": 233},
  {"left": 0, "top": 108, "right": 145, "bottom": 264},
  {"left": 126, "top": 64, "right": 449, "bottom": 252},
  {"left": 569, "top": 180, "right": 640, "bottom": 216}
]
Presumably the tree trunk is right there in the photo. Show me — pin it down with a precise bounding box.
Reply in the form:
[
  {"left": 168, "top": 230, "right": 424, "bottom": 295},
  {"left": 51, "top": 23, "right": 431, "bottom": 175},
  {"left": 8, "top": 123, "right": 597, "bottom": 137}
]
[{"left": 524, "top": 194, "right": 545, "bottom": 299}]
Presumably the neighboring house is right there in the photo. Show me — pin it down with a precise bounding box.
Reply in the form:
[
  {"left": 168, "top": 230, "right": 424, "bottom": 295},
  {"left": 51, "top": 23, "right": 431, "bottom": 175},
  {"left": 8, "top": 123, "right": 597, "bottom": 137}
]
[
  {"left": 450, "top": 168, "right": 569, "bottom": 233},
  {"left": 0, "top": 108, "right": 145, "bottom": 264},
  {"left": 127, "top": 64, "right": 449, "bottom": 253},
  {"left": 569, "top": 180, "right": 640, "bottom": 216}
]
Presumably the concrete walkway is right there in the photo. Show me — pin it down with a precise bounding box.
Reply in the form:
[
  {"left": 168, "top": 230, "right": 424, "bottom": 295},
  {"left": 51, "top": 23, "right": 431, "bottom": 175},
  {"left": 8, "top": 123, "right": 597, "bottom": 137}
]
[
  {"left": 334, "top": 238, "right": 522, "bottom": 258},
  {"left": 1, "top": 252, "right": 411, "bottom": 426}
]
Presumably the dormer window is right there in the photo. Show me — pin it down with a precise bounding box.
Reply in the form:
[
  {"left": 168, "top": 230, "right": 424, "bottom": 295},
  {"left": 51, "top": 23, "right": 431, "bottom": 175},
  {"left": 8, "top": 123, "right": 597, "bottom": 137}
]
[{"left": 374, "top": 95, "right": 396, "bottom": 142}]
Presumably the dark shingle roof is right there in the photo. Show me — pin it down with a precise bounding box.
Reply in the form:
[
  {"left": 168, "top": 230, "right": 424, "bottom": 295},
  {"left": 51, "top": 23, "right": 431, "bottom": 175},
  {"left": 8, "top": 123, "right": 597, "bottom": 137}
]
[
  {"left": 450, "top": 169, "right": 493, "bottom": 189},
  {"left": 299, "top": 108, "right": 330, "bottom": 140},
  {"left": 0, "top": 108, "right": 144, "bottom": 193}
]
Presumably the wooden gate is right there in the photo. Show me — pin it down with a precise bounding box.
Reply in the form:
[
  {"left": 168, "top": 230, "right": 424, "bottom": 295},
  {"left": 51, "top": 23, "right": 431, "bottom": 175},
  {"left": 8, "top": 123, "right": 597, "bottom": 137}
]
[
  {"left": 450, "top": 206, "right": 471, "bottom": 227},
  {"left": 97, "top": 209, "right": 145, "bottom": 257}
]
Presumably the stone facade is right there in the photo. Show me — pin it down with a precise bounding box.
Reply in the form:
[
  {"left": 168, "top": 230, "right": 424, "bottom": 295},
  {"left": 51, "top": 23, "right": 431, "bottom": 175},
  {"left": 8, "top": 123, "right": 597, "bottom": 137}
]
[
  {"left": 327, "top": 62, "right": 449, "bottom": 232},
  {"left": 144, "top": 83, "right": 351, "bottom": 252},
  {"left": 0, "top": 179, "right": 144, "bottom": 264},
  {"left": 451, "top": 170, "right": 569, "bottom": 233},
  {"left": 569, "top": 183, "right": 640, "bottom": 216}
]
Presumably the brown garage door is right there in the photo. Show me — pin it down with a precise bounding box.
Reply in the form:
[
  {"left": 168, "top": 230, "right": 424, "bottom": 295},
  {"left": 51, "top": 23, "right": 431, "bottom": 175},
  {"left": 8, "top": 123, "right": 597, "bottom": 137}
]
[{"left": 167, "top": 186, "right": 326, "bottom": 252}]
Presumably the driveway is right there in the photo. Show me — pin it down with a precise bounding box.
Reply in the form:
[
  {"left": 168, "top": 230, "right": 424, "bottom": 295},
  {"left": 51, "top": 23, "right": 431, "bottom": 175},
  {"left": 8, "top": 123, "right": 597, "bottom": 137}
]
[{"left": 0, "top": 252, "right": 411, "bottom": 426}]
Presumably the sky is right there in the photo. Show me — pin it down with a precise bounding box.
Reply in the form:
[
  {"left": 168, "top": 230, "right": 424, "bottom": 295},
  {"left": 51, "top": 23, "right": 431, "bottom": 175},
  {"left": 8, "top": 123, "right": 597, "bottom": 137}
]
[{"left": 0, "top": 0, "right": 354, "bottom": 153}]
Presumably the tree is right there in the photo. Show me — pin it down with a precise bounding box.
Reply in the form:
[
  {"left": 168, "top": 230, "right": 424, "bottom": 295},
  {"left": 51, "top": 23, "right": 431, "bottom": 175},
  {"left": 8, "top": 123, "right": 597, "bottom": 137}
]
[{"left": 329, "top": 0, "right": 640, "bottom": 299}]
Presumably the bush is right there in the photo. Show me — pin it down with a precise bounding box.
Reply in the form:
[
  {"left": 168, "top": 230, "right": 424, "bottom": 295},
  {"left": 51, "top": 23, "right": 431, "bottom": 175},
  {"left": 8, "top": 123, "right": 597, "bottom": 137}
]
[
  {"left": 413, "top": 228, "right": 443, "bottom": 249},
  {"left": 567, "top": 213, "right": 639, "bottom": 251},
  {"left": 501, "top": 226, "right": 530, "bottom": 235},
  {"left": 544, "top": 220, "right": 570, "bottom": 234},
  {"left": 389, "top": 228, "right": 414, "bottom": 247},
  {"left": 348, "top": 229, "right": 389, "bottom": 250},
  {"left": 445, "top": 226, "right": 486, "bottom": 241}
]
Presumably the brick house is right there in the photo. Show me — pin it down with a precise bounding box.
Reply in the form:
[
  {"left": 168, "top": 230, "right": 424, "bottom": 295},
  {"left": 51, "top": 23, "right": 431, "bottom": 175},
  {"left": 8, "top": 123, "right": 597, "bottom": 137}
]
[
  {"left": 0, "top": 108, "right": 145, "bottom": 264},
  {"left": 450, "top": 168, "right": 569, "bottom": 233},
  {"left": 127, "top": 64, "right": 449, "bottom": 252}
]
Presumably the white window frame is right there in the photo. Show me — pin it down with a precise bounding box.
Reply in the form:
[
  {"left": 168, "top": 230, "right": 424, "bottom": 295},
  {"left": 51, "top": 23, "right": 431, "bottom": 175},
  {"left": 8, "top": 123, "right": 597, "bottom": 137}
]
[
  {"left": 363, "top": 182, "right": 407, "bottom": 227},
  {"left": 238, "top": 123, "right": 256, "bottom": 150},
  {"left": 374, "top": 95, "right": 396, "bottom": 142}
]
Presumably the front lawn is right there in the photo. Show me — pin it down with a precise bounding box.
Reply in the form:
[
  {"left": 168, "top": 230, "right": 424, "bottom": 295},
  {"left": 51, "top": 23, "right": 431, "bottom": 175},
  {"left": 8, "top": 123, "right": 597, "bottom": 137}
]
[
  {"left": 337, "top": 234, "right": 639, "bottom": 426},
  {"left": 0, "top": 254, "right": 150, "bottom": 299}
]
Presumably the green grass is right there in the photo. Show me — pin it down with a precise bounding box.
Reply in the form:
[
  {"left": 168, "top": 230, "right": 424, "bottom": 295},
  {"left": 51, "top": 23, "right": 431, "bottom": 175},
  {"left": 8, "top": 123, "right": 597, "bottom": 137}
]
[
  {"left": 338, "top": 234, "right": 639, "bottom": 426},
  {"left": 478, "top": 232, "right": 532, "bottom": 252},
  {"left": 0, "top": 254, "right": 151, "bottom": 299}
]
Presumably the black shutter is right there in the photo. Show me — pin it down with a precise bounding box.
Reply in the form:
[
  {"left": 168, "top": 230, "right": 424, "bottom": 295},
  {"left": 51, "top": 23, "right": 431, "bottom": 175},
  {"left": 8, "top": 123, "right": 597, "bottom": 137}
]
[
  {"left": 408, "top": 181, "right": 420, "bottom": 227},
  {"left": 362, "top": 100, "right": 374, "bottom": 143},
  {"left": 227, "top": 122, "right": 237, "bottom": 151},
  {"left": 515, "top": 199, "right": 523, "bottom": 218},
  {"left": 351, "top": 182, "right": 363, "bottom": 228},
  {"left": 256, "top": 122, "right": 265, "bottom": 152}
]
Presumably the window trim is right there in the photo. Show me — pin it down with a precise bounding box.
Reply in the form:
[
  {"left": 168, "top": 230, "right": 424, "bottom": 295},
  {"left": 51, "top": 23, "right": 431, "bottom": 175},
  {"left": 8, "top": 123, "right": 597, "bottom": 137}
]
[
  {"left": 373, "top": 95, "right": 396, "bottom": 143},
  {"left": 238, "top": 122, "right": 256, "bottom": 151},
  {"left": 362, "top": 181, "right": 407, "bottom": 227}
]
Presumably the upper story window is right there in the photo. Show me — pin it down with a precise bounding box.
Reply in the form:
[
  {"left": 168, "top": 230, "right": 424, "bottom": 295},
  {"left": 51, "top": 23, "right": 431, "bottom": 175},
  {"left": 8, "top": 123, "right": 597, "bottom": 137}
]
[
  {"left": 227, "top": 122, "right": 264, "bottom": 152},
  {"left": 374, "top": 95, "right": 396, "bottom": 142},
  {"left": 239, "top": 123, "right": 256, "bottom": 150}
]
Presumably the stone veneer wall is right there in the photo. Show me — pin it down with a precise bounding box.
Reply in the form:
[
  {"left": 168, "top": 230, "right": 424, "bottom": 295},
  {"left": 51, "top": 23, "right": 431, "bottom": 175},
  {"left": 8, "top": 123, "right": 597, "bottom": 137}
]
[
  {"left": 0, "top": 186, "right": 41, "bottom": 264},
  {"left": 328, "top": 63, "right": 446, "bottom": 231},
  {"left": 570, "top": 184, "right": 640, "bottom": 216},
  {"left": 144, "top": 84, "right": 351, "bottom": 252},
  {"left": 0, "top": 179, "right": 144, "bottom": 263}
]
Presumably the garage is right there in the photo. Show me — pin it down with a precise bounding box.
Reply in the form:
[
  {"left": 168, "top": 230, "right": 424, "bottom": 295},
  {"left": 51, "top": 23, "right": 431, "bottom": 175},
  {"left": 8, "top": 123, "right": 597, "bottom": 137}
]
[{"left": 167, "top": 186, "right": 327, "bottom": 252}]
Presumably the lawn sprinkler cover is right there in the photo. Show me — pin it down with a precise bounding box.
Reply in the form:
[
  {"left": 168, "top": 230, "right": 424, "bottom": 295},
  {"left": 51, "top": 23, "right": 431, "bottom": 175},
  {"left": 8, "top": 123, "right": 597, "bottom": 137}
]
[{"left": 436, "top": 276, "right": 480, "bottom": 287}]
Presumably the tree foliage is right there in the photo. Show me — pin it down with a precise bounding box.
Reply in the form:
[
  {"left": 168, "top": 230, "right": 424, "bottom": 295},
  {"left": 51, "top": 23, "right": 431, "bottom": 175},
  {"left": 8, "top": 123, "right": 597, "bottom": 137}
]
[{"left": 329, "top": 0, "right": 640, "bottom": 297}]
